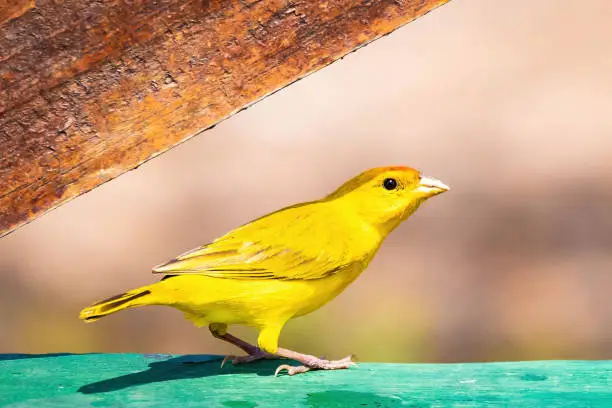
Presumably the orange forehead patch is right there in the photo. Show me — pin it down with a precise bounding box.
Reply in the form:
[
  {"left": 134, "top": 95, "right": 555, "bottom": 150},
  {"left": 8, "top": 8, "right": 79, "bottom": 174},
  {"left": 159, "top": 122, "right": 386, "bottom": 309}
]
[{"left": 366, "top": 166, "right": 420, "bottom": 178}]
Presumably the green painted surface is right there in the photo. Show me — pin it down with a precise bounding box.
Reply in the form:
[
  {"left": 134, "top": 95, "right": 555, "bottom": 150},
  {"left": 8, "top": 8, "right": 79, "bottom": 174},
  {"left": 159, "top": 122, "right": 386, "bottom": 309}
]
[{"left": 1, "top": 354, "right": 611, "bottom": 407}]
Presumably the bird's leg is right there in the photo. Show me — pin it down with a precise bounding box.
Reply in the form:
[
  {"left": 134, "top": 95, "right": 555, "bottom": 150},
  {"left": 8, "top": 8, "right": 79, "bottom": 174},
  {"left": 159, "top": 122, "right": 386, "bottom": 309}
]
[
  {"left": 274, "top": 347, "right": 356, "bottom": 376},
  {"left": 211, "top": 328, "right": 260, "bottom": 355},
  {"left": 209, "top": 324, "right": 276, "bottom": 366}
]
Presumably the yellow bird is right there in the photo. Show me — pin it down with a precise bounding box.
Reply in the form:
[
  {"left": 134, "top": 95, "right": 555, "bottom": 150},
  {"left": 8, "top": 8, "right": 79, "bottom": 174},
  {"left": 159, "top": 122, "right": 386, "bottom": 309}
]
[{"left": 80, "top": 166, "right": 449, "bottom": 375}]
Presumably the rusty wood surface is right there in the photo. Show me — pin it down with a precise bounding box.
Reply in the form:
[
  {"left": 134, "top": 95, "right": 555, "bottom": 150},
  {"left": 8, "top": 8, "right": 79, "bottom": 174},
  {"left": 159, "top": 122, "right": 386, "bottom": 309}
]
[{"left": 0, "top": 0, "right": 450, "bottom": 238}]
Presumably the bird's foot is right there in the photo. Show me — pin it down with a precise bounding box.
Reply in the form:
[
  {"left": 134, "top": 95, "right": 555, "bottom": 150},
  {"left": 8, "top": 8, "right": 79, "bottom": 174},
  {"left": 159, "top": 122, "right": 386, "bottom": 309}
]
[
  {"left": 221, "top": 350, "right": 277, "bottom": 367},
  {"left": 274, "top": 354, "right": 356, "bottom": 376}
]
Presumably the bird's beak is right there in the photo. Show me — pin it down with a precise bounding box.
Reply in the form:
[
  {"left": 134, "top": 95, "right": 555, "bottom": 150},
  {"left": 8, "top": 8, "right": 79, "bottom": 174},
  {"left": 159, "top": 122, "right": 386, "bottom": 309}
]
[{"left": 415, "top": 175, "right": 450, "bottom": 196}]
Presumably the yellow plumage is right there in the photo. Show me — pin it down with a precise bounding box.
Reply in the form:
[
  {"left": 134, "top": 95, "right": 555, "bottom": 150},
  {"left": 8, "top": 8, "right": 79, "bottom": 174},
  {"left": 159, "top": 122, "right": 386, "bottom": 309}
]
[{"left": 80, "top": 166, "right": 448, "bottom": 367}]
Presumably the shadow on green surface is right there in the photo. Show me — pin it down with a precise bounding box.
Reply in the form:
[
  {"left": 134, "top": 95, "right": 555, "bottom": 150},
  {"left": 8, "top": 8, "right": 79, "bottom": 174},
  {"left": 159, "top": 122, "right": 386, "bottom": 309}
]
[
  {"left": 0, "top": 353, "right": 73, "bottom": 361},
  {"left": 306, "top": 391, "right": 405, "bottom": 407},
  {"left": 79, "top": 355, "right": 278, "bottom": 394}
]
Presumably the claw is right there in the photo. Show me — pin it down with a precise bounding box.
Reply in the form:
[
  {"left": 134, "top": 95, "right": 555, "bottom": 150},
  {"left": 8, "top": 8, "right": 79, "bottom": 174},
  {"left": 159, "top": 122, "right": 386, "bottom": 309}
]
[
  {"left": 220, "top": 355, "right": 234, "bottom": 368},
  {"left": 274, "top": 354, "right": 355, "bottom": 376},
  {"left": 222, "top": 351, "right": 278, "bottom": 368},
  {"left": 275, "top": 364, "right": 311, "bottom": 376},
  {"left": 274, "top": 364, "right": 290, "bottom": 376}
]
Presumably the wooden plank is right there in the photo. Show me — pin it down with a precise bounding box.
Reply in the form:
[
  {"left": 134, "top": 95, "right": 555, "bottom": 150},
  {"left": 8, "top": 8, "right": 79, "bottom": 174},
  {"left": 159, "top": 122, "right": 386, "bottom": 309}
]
[
  {"left": 0, "top": 0, "right": 34, "bottom": 25},
  {"left": 1, "top": 354, "right": 611, "bottom": 406},
  {"left": 0, "top": 0, "right": 450, "bottom": 238}
]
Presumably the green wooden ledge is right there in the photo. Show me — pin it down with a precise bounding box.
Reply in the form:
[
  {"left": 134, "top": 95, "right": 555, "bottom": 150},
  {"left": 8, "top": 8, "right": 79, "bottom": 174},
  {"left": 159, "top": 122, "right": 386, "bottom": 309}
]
[{"left": 1, "top": 354, "right": 611, "bottom": 407}]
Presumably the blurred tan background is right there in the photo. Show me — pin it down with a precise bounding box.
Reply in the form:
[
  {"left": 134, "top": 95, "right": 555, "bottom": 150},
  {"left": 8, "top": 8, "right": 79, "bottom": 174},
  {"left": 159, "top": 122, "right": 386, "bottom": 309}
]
[{"left": 1, "top": 0, "right": 611, "bottom": 363}]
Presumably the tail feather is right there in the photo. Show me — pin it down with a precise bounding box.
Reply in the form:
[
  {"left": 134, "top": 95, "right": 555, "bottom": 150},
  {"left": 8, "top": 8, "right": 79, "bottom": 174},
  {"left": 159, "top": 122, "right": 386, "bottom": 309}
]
[{"left": 80, "top": 288, "right": 152, "bottom": 322}]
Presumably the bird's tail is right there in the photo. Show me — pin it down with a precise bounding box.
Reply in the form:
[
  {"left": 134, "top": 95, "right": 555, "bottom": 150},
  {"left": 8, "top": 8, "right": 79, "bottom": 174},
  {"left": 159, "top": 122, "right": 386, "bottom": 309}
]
[{"left": 79, "top": 285, "right": 155, "bottom": 322}]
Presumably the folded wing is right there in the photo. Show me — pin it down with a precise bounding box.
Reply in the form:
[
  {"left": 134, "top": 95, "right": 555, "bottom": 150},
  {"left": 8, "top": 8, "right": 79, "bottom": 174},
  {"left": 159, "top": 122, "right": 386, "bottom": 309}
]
[{"left": 153, "top": 202, "right": 361, "bottom": 280}]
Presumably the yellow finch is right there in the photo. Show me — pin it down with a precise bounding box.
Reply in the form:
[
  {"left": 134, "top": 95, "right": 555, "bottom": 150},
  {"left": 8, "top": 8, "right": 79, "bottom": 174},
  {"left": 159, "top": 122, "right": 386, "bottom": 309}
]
[{"left": 80, "top": 166, "right": 449, "bottom": 375}]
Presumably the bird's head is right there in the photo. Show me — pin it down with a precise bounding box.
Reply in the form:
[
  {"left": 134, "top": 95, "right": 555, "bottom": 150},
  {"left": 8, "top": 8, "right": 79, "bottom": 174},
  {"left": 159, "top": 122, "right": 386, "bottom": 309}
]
[{"left": 326, "top": 166, "right": 449, "bottom": 234}]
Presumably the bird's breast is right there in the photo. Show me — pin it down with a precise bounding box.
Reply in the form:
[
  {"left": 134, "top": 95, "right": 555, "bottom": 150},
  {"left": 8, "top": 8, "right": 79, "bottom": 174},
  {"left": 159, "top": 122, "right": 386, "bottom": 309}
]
[{"left": 289, "top": 260, "right": 368, "bottom": 318}]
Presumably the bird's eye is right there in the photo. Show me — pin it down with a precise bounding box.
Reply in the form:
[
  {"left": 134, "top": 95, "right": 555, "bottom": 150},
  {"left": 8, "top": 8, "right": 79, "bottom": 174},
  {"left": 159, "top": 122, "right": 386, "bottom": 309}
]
[{"left": 383, "top": 178, "right": 398, "bottom": 190}]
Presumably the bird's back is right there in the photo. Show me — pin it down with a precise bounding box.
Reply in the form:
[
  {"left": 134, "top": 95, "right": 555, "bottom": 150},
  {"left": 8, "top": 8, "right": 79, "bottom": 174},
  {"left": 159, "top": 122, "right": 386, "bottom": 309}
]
[{"left": 154, "top": 199, "right": 381, "bottom": 281}]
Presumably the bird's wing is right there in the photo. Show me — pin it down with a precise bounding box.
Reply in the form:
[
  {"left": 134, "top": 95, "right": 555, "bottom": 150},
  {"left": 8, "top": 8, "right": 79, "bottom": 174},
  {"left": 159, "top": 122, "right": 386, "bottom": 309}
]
[
  {"left": 152, "top": 238, "right": 351, "bottom": 280},
  {"left": 152, "top": 203, "right": 365, "bottom": 280}
]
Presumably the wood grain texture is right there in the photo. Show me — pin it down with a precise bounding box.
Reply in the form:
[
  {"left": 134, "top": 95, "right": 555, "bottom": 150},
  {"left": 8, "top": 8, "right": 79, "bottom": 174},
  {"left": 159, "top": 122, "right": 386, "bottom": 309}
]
[
  {"left": 0, "top": 0, "right": 449, "bottom": 238},
  {"left": 0, "top": 0, "right": 34, "bottom": 24},
  {"left": 1, "top": 354, "right": 611, "bottom": 407}
]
